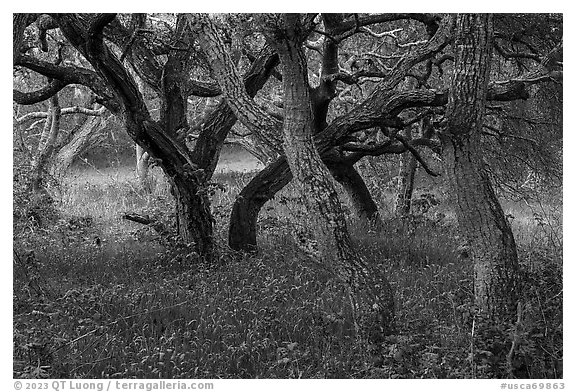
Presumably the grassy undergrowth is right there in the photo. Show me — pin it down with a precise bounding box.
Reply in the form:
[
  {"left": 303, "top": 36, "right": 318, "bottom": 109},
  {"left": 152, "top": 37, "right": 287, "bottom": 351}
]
[{"left": 13, "top": 164, "right": 562, "bottom": 379}]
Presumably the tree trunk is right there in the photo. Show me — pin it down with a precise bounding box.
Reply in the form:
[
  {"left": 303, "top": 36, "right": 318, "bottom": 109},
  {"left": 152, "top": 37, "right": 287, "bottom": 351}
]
[
  {"left": 310, "top": 14, "right": 381, "bottom": 228},
  {"left": 13, "top": 14, "right": 33, "bottom": 64},
  {"left": 394, "top": 128, "right": 418, "bottom": 216},
  {"left": 229, "top": 157, "right": 291, "bottom": 252},
  {"left": 327, "top": 160, "right": 382, "bottom": 226},
  {"left": 443, "top": 14, "right": 519, "bottom": 321},
  {"left": 52, "top": 113, "right": 106, "bottom": 178},
  {"left": 31, "top": 94, "right": 60, "bottom": 194},
  {"left": 171, "top": 176, "right": 214, "bottom": 258},
  {"left": 276, "top": 14, "right": 394, "bottom": 344},
  {"left": 155, "top": 14, "right": 215, "bottom": 258},
  {"left": 189, "top": 45, "right": 279, "bottom": 179},
  {"left": 135, "top": 144, "right": 151, "bottom": 191}
]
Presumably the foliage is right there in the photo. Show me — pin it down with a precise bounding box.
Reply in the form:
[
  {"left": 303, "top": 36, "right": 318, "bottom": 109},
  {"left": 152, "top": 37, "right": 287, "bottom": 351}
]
[
  {"left": 13, "top": 163, "right": 562, "bottom": 379},
  {"left": 13, "top": 151, "right": 59, "bottom": 235}
]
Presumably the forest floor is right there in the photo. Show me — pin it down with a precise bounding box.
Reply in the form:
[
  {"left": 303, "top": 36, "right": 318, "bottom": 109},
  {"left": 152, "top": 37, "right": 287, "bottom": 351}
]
[{"left": 13, "top": 151, "right": 563, "bottom": 379}]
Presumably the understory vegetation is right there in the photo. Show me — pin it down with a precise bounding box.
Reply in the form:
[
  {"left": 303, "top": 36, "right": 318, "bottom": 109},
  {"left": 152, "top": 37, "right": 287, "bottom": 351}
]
[{"left": 13, "top": 153, "right": 562, "bottom": 379}]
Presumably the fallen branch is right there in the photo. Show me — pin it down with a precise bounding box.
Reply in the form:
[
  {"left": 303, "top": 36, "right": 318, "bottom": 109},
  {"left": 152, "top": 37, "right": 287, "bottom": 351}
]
[{"left": 122, "top": 213, "right": 153, "bottom": 225}]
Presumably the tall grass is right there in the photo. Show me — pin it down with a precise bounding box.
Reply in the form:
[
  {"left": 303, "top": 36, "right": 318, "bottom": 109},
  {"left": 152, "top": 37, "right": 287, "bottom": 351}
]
[{"left": 13, "top": 163, "right": 562, "bottom": 379}]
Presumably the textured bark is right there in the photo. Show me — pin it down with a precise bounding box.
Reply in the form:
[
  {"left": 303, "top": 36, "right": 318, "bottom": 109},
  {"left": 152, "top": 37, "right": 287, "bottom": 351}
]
[
  {"left": 394, "top": 128, "right": 418, "bottom": 216},
  {"left": 192, "top": 14, "right": 283, "bottom": 156},
  {"left": 160, "top": 15, "right": 191, "bottom": 139},
  {"left": 135, "top": 144, "right": 151, "bottom": 191},
  {"left": 52, "top": 114, "right": 107, "bottom": 178},
  {"left": 13, "top": 14, "right": 34, "bottom": 64},
  {"left": 190, "top": 46, "right": 280, "bottom": 178},
  {"left": 171, "top": 176, "right": 214, "bottom": 257},
  {"left": 31, "top": 94, "right": 60, "bottom": 193},
  {"left": 443, "top": 14, "right": 519, "bottom": 320},
  {"left": 328, "top": 161, "right": 382, "bottom": 225},
  {"left": 277, "top": 14, "right": 394, "bottom": 344}
]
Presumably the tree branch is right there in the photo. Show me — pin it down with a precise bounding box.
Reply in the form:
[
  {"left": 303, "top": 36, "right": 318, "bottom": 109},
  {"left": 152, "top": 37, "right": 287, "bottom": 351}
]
[
  {"left": 333, "top": 13, "right": 442, "bottom": 39},
  {"left": 493, "top": 40, "right": 541, "bottom": 62},
  {"left": 13, "top": 80, "right": 67, "bottom": 105},
  {"left": 16, "top": 105, "right": 106, "bottom": 124},
  {"left": 394, "top": 134, "right": 440, "bottom": 176},
  {"left": 15, "top": 53, "right": 120, "bottom": 110},
  {"left": 190, "top": 14, "right": 283, "bottom": 156}
]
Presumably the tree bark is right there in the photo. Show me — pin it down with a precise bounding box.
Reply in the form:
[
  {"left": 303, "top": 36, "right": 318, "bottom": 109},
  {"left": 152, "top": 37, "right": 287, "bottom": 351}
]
[
  {"left": 189, "top": 45, "right": 280, "bottom": 178},
  {"left": 13, "top": 14, "right": 34, "bottom": 64},
  {"left": 159, "top": 15, "right": 215, "bottom": 256},
  {"left": 191, "top": 15, "right": 283, "bottom": 157},
  {"left": 31, "top": 94, "right": 60, "bottom": 194},
  {"left": 51, "top": 113, "right": 107, "bottom": 178},
  {"left": 135, "top": 144, "right": 151, "bottom": 191},
  {"left": 229, "top": 157, "right": 291, "bottom": 252},
  {"left": 443, "top": 14, "right": 519, "bottom": 321},
  {"left": 328, "top": 160, "right": 382, "bottom": 225},
  {"left": 276, "top": 13, "right": 394, "bottom": 344},
  {"left": 394, "top": 128, "right": 418, "bottom": 216},
  {"left": 312, "top": 14, "right": 382, "bottom": 227}
]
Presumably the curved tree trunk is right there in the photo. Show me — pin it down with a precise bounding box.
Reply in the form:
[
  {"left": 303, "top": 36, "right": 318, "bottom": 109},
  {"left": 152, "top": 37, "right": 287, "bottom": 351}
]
[
  {"left": 160, "top": 15, "right": 215, "bottom": 257},
  {"left": 327, "top": 160, "right": 382, "bottom": 225},
  {"left": 276, "top": 14, "right": 394, "bottom": 343},
  {"left": 229, "top": 151, "right": 383, "bottom": 252},
  {"left": 189, "top": 45, "right": 279, "bottom": 178},
  {"left": 229, "top": 157, "right": 291, "bottom": 252},
  {"left": 443, "top": 14, "right": 519, "bottom": 322},
  {"left": 202, "top": 11, "right": 394, "bottom": 342},
  {"left": 52, "top": 113, "right": 107, "bottom": 178}
]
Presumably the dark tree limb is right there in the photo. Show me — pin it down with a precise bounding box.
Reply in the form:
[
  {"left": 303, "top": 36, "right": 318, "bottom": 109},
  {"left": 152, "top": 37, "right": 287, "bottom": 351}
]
[
  {"left": 394, "top": 134, "right": 440, "bottom": 176},
  {"left": 13, "top": 80, "right": 67, "bottom": 105},
  {"left": 15, "top": 53, "right": 120, "bottom": 111},
  {"left": 122, "top": 213, "right": 153, "bottom": 225}
]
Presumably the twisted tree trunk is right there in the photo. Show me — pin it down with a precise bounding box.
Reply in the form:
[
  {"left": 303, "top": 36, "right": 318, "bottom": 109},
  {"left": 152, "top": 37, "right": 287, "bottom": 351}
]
[
  {"left": 276, "top": 13, "right": 394, "bottom": 344},
  {"left": 311, "top": 14, "right": 382, "bottom": 227},
  {"left": 443, "top": 14, "right": 519, "bottom": 321}
]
